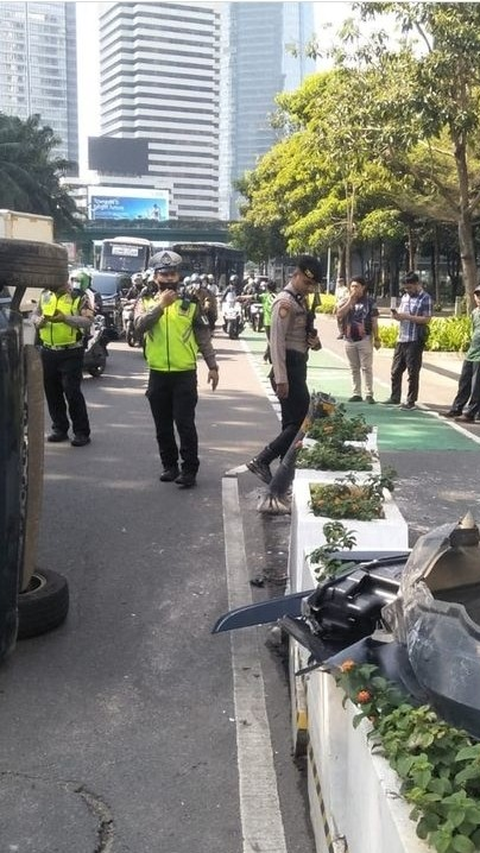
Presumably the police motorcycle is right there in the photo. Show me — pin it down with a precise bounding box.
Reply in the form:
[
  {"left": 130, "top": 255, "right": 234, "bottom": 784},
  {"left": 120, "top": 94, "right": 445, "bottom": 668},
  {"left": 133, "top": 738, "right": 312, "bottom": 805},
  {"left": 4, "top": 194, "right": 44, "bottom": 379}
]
[
  {"left": 221, "top": 284, "right": 245, "bottom": 339},
  {"left": 83, "top": 313, "right": 108, "bottom": 376},
  {"left": 121, "top": 273, "right": 144, "bottom": 347}
]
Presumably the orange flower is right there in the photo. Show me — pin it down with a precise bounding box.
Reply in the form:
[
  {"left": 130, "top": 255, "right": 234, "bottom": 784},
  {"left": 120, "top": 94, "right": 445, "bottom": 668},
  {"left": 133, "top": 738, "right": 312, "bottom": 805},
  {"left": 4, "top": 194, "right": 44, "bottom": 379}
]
[
  {"left": 356, "top": 690, "right": 372, "bottom": 705},
  {"left": 339, "top": 660, "right": 356, "bottom": 673}
]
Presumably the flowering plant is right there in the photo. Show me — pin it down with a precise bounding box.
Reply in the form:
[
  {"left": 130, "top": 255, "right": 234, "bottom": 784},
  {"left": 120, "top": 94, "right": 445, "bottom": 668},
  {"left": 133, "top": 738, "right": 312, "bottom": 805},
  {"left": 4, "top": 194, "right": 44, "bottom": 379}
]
[
  {"left": 307, "top": 404, "right": 371, "bottom": 444},
  {"left": 297, "top": 442, "right": 376, "bottom": 471},
  {"left": 309, "top": 472, "right": 396, "bottom": 521},
  {"left": 308, "top": 521, "right": 357, "bottom": 580}
]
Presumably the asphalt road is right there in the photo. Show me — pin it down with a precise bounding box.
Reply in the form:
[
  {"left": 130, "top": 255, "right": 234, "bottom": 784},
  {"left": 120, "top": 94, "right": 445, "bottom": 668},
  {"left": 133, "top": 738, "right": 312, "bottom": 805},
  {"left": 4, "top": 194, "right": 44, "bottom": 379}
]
[
  {"left": 0, "top": 336, "right": 315, "bottom": 853},
  {"left": 2, "top": 316, "right": 480, "bottom": 853}
]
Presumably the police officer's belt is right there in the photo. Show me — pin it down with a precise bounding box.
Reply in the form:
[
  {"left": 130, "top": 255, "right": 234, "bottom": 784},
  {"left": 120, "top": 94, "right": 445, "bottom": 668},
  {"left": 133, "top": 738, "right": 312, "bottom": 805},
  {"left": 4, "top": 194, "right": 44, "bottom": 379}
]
[{"left": 42, "top": 343, "right": 84, "bottom": 352}]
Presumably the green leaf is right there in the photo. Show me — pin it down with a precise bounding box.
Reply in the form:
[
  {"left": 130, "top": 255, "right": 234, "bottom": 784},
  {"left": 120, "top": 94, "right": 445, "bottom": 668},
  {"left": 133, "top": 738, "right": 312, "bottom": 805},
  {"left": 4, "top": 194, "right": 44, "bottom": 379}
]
[
  {"left": 451, "top": 835, "right": 475, "bottom": 853},
  {"left": 352, "top": 712, "right": 366, "bottom": 729},
  {"left": 416, "top": 817, "right": 430, "bottom": 840},
  {"left": 447, "top": 809, "right": 467, "bottom": 830},
  {"left": 455, "top": 745, "right": 480, "bottom": 762},
  {"left": 431, "top": 828, "right": 454, "bottom": 853}
]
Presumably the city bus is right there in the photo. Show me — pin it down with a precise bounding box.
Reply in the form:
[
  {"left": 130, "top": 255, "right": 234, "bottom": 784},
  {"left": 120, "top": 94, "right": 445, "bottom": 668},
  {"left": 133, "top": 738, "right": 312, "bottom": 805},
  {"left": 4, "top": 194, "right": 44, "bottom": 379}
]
[
  {"left": 98, "top": 236, "right": 154, "bottom": 273},
  {"left": 172, "top": 242, "right": 245, "bottom": 289}
]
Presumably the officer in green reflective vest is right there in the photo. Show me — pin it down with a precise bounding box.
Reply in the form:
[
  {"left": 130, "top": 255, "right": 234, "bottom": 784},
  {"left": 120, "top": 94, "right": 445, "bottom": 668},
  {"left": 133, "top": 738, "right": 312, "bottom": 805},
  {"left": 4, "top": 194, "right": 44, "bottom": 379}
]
[
  {"left": 134, "top": 250, "right": 219, "bottom": 488},
  {"left": 32, "top": 277, "right": 93, "bottom": 446}
]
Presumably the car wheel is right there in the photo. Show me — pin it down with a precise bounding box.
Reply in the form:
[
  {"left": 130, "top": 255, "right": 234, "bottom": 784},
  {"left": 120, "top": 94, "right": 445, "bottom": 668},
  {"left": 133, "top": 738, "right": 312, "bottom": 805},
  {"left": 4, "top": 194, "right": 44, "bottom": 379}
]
[
  {"left": 18, "top": 568, "right": 69, "bottom": 639},
  {"left": 0, "top": 238, "right": 68, "bottom": 291}
]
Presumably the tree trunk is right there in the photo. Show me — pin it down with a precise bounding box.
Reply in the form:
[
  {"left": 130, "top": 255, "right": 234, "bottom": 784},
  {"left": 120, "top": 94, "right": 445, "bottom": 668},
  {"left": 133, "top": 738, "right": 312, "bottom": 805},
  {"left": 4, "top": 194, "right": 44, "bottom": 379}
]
[
  {"left": 344, "top": 181, "right": 355, "bottom": 284},
  {"left": 434, "top": 225, "right": 441, "bottom": 305},
  {"left": 407, "top": 225, "right": 416, "bottom": 270},
  {"left": 336, "top": 246, "right": 345, "bottom": 282},
  {"left": 454, "top": 134, "right": 477, "bottom": 309}
]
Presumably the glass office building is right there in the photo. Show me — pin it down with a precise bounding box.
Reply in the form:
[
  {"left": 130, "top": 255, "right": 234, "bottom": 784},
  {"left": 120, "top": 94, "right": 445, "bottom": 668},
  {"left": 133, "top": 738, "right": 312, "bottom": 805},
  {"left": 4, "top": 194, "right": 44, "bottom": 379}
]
[
  {"left": 219, "top": 2, "right": 315, "bottom": 220},
  {"left": 99, "top": 2, "right": 220, "bottom": 219},
  {"left": 0, "top": 2, "right": 78, "bottom": 167}
]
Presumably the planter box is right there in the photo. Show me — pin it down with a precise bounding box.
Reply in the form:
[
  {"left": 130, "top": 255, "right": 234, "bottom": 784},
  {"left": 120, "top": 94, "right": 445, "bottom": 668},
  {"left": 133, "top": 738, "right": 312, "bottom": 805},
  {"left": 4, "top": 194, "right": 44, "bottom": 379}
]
[
  {"left": 294, "top": 452, "right": 381, "bottom": 483},
  {"left": 304, "top": 670, "right": 429, "bottom": 853},
  {"left": 288, "top": 479, "right": 408, "bottom": 592}
]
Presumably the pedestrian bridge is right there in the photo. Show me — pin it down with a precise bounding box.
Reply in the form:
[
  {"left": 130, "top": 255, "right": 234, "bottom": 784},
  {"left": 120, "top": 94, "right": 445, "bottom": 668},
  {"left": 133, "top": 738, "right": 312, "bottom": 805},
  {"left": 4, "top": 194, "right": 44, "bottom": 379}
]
[{"left": 58, "top": 218, "right": 231, "bottom": 248}]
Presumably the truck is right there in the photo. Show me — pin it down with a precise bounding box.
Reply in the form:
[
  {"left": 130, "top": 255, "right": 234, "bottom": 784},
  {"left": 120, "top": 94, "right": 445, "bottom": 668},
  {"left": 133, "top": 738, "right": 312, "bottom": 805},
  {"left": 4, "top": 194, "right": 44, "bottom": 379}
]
[{"left": 0, "top": 210, "right": 70, "bottom": 661}]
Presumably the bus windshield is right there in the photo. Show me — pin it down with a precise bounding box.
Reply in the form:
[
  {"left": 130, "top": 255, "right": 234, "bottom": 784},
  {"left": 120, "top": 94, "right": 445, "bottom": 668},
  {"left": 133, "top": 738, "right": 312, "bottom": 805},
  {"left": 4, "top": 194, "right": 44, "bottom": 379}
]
[
  {"left": 100, "top": 240, "right": 151, "bottom": 273},
  {"left": 172, "top": 242, "right": 244, "bottom": 289}
]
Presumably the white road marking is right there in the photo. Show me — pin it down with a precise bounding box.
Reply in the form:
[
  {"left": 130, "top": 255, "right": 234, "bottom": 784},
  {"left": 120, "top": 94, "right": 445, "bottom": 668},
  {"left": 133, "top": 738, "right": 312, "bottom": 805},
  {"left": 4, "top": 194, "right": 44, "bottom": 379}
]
[{"left": 222, "top": 476, "right": 288, "bottom": 853}]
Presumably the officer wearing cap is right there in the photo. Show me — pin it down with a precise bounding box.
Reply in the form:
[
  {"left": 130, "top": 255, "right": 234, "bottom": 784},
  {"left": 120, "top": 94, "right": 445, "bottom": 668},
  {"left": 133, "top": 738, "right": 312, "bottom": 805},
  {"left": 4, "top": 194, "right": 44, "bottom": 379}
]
[
  {"left": 247, "top": 255, "right": 322, "bottom": 484},
  {"left": 134, "top": 250, "right": 219, "bottom": 488}
]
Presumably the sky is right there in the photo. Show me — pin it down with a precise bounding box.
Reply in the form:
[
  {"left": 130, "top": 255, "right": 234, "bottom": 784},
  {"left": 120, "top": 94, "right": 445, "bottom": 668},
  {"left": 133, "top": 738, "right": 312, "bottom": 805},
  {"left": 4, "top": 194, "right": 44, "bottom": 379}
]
[{"left": 75, "top": 0, "right": 354, "bottom": 174}]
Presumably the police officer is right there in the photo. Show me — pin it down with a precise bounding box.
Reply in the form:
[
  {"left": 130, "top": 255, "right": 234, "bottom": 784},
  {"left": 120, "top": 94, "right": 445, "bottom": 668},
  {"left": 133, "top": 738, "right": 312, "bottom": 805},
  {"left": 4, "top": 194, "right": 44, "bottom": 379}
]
[
  {"left": 134, "top": 250, "right": 219, "bottom": 488},
  {"left": 247, "top": 255, "right": 322, "bottom": 484},
  {"left": 33, "top": 276, "right": 93, "bottom": 446}
]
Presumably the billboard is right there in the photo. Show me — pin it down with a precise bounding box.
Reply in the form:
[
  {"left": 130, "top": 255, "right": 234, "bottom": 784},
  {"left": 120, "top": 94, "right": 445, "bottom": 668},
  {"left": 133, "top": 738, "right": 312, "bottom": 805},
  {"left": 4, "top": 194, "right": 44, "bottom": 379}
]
[
  {"left": 88, "top": 137, "right": 149, "bottom": 176},
  {"left": 88, "top": 186, "right": 169, "bottom": 221}
]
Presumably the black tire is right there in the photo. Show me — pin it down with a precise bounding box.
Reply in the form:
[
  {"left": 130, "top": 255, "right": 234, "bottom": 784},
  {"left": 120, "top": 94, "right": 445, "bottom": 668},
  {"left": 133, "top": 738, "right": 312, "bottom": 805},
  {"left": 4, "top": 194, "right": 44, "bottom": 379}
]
[
  {"left": 227, "top": 320, "right": 238, "bottom": 339},
  {"left": 18, "top": 568, "right": 69, "bottom": 639},
  {"left": 0, "top": 239, "right": 68, "bottom": 290},
  {"left": 127, "top": 329, "right": 136, "bottom": 347},
  {"left": 85, "top": 346, "right": 107, "bottom": 377},
  {"left": 20, "top": 345, "right": 44, "bottom": 591}
]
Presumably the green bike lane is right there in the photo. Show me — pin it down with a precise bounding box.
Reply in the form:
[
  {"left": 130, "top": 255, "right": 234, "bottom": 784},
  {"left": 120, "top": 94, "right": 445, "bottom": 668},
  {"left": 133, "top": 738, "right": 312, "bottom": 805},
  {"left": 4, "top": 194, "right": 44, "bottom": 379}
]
[
  {"left": 242, "top": 326, "right": 480, "bottom": 542},
  {"left": 243, "top": 329, "right": 477, "bottom": 452}
]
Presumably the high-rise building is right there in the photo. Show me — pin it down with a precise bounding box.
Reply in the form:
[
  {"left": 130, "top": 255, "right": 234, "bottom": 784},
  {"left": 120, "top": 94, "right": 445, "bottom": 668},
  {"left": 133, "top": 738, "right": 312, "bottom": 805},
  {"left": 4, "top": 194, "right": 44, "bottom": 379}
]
[
  {"left": 0, "top": 2, "right": 78, "bottom": 167},
  {"left": 219, "top": 2, "right": 316, "bottom": 220},
  {"left": 98, "top": 2, "right": 220, "bottom": 219}
]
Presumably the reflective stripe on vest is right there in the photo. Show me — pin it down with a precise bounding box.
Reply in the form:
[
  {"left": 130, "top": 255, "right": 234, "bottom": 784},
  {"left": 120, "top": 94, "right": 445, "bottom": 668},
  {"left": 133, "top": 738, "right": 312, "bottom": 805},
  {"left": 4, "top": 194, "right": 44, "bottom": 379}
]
[
  {"left": 144, "top": 297, "right": 199, "bottom": 371},
  {"left": 38, "top": 291, "right": 82, "bottom": 347}
]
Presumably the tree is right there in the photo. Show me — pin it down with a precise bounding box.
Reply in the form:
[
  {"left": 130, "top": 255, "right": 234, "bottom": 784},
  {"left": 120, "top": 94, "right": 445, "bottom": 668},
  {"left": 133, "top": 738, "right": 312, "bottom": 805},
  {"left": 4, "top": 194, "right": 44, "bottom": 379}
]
[
  {"left": 0, "top": 113, "right": 81, "bottom": 235},
  {"left": 328, "top": 3, "right": 480, "bottom": 305}
]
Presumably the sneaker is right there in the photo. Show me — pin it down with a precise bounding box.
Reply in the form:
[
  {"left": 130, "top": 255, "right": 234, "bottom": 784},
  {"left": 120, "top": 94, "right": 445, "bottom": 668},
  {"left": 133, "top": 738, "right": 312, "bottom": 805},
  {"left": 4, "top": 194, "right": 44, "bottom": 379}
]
[
  {"left": 348, "top": 395, "right": 363, "bottom": 402},
  {"left": 382, "top": 398, "right": 400, "bottom": 405},
  {"left": 454, "top": 414, "right": 474, "bottom": 423},
  {"left": 400, "top": 402, "right": 416, "bottom": 410},
  {"left": 442, "top": 410, "right": 461, "bottom": 418},
  {"left": 71, "top": 433, "right": 91, "bottom": 447},
  {"left": 47, "top": 431, "right": 69, "bottom": 443},
  {"left": 246, "top": 457, "right": 272, "bottom": 485},
  {"left": 365, "top": 396, "right": 376, "bottom": 404},
  {"left": 175, "top": 471, "right": 197, "bottom": 488},
  {"left": 159, "top": 466, "right": 179, "bottom": 482}
]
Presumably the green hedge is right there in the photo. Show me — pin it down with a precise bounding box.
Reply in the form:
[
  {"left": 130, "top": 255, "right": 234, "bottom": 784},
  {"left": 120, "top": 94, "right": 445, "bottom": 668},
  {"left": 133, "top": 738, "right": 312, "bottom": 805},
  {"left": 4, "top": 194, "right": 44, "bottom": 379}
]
[
  {"left": 378, "top": 316, "right": 472, "bottom": 352},
  {"left": 316, "top": 294, "right": 336, "bottom": 314}
]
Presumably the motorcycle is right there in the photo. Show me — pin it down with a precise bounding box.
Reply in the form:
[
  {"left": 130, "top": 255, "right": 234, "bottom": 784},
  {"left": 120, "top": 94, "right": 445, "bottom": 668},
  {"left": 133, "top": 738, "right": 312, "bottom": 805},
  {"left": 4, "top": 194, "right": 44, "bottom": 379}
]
[
  {"left": 222, "top": 300, "right": 245, "bottom": 340},
  {"left": 121, "top": 298, "right": 139, "bottom": 347},
  {"left": 83, "top": 314, "right": 109, "bottom": 377},
  {"left": 249, "top": 301, "right": 264, "bottom": 332}
]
